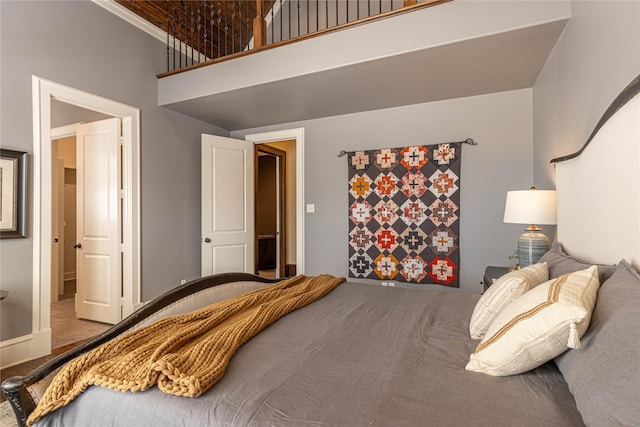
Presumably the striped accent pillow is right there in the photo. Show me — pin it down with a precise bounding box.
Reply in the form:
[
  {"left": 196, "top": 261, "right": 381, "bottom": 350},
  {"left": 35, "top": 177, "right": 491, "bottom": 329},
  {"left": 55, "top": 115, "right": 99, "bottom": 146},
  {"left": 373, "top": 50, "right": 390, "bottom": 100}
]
[
  {"left": 465, "top": 266, "right": 599, "bottom": 376},
  {"left": 469, "top": 263, "right": 548, "bottom": 340}
]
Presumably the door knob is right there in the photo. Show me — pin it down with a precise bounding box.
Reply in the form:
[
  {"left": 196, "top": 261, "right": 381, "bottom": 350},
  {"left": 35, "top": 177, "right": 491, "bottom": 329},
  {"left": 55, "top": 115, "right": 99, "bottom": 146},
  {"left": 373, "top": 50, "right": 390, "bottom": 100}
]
[
  {"left": 204, "top": 238, "right": 211, "bottom": 243},
  {"left": 73, "top": 243, "right": 82, "bottom": 249}
]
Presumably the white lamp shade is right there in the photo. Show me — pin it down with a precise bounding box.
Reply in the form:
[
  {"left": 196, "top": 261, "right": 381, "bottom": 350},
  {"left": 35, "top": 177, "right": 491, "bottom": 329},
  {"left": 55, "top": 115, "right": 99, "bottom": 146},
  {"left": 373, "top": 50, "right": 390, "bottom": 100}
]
[{"left": 503, "top": 190, "right": 557, "bottom": 225}]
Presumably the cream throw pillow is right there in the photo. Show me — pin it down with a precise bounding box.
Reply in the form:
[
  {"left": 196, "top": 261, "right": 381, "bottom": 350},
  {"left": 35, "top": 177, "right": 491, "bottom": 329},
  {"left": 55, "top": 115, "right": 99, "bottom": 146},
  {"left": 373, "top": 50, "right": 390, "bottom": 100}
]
[
  {"left": 469, "top": 263, "right": 548, "bottom": 340},
  {"left": 466, "top": 266, "right": 599, "bottom": 376}
]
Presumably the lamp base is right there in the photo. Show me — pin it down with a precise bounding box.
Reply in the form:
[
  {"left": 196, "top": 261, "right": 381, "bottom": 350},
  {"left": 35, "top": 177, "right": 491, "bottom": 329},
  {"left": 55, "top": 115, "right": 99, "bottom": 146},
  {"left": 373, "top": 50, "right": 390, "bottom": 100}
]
[{"left": 517, "top": 230, "right": 550, "bottom": 268}]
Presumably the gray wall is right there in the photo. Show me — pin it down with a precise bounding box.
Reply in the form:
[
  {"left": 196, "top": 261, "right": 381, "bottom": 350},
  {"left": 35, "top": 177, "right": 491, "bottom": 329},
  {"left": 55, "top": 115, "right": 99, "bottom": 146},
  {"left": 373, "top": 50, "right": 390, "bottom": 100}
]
[
  {"left": 51, "top": 101, "right": 112, "bottom": 128},
  {"left": 5, "top": 0, "right": 634, "bottom": 343},
  {"left": 233, "top": 89, "right": 535, "bottom": 292},
  {"left": 0, "top": 1, "right": 228, "bottom": 341},
  {"left": 533, "top": 1, "right": 640, "bottom": 189}
]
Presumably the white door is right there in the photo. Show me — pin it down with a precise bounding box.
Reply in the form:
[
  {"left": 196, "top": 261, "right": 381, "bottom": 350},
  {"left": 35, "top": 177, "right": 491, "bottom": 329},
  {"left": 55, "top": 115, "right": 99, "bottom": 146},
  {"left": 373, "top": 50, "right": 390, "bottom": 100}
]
[
  {"left": 202, "top": 135, "right": 255, "bottom": 276},
  {"left": 75, "top": 118, "right": 121, "bottom": 324}
]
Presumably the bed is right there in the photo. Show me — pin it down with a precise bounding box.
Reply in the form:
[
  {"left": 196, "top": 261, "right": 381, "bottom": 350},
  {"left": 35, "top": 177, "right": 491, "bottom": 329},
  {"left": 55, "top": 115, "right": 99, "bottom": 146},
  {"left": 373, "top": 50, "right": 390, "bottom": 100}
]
[{"left": 3, "top": 75, "right": 640, "bottom": 426}]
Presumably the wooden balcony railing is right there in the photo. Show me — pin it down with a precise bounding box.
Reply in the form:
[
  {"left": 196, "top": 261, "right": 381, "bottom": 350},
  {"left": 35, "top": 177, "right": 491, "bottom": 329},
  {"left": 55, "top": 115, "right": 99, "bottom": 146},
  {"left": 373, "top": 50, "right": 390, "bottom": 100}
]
[{"left": 155, "top": 0, "right": 450, "bottom": 77}]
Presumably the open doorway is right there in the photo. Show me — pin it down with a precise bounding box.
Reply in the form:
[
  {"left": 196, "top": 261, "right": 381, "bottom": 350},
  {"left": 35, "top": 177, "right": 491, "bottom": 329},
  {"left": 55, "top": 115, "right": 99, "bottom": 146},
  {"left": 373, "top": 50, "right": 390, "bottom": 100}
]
[
  {"left": 245, "top": 129, "right": 304, "bottom": 277},
  {"left": 255, "top": 139, "right": 297, "bottom": 279},
  {"left": 50, "top": 121, "right": 114, "bottom": 350},
  {"left": 255, "top": 144, "right": 286, "bottom": 279},
  {"left": 31, "top": 76, "right": 141, "bottom": 360},
  {"left": 201, "top": 129, "right": 304, "bottom": 279}
]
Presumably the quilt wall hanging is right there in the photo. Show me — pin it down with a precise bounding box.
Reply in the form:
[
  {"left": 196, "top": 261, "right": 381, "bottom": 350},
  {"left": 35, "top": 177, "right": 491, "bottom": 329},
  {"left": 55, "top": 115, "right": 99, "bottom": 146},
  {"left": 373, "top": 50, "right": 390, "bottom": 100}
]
[{"left": 346, "top": 140, "right": 472, "bottom": 287}]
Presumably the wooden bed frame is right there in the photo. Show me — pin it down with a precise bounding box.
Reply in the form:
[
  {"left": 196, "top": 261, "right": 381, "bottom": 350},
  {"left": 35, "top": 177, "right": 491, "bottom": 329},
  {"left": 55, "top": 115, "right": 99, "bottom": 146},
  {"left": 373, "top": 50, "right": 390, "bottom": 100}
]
[
  {"left": 1, "top": 273, "right": 278, "bottom": 427},
  {"left": 3, "top": 74, "right": 639, "bottom": 426}
]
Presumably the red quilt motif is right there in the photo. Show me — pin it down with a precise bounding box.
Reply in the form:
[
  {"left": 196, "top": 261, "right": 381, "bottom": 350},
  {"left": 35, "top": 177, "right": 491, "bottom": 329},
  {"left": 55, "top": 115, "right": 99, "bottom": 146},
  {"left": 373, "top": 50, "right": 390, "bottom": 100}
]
[{"left": 348, "top": 143, "right": 461, "bottom": 286}]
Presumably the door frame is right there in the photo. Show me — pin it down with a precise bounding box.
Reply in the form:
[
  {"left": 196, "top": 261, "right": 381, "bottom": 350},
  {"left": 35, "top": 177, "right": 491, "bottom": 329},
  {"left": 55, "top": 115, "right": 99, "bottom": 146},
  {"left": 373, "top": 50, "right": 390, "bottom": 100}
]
[
  {"left": 51, "top": 135, "right": 69, "bottom": 304},
  {"left": 244, "top": 128, "right": 305, "bottom": 275},
  {"left": 255, "top": 144, "right": 287, "bottom": 276},
  {"left": 31, "top": 76, "right": 141, "bottom": 358},
  {"left": 51, "top": 125, "right": 82, "bottom": 306}
]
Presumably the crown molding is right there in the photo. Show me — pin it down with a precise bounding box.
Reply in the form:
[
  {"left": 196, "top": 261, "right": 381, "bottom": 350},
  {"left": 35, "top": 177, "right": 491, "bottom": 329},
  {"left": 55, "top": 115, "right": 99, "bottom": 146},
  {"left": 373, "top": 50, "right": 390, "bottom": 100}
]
[
  {"left": 92, "top": 0, "right": 167, "bottom": 43},
  {"left": 93, "top": 0, "right": 206, "bottom": 64}
]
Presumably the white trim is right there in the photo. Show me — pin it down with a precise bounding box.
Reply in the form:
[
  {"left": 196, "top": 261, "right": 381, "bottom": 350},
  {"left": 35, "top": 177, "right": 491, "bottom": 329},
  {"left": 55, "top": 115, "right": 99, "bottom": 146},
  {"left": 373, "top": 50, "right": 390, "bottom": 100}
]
[
  {"left": 92, "top": 0, "right": 166, "bottom": 43},
  {"left": 1, "top": 335, "right": 33, "bottom": 369},
  {"left": 51, "top": 123, "right": 80, "bottom": 140},
  {"left": 1, "top": 334, "right": 39, "bottom": 369},
  {"left": 120, "top": 115, "right": 138, "bottom": 317},
  {"left": 133, "top": 301, "right": 147, "bottom": 311},
  {"left": 0, "top": 328, "right": 53, "bottom": 369},
  {"left": 31, "top": 77, "right": 47, "bottom": 359},
  {"left": 31, "top": 76, "right": 141, "bottom": 361},
  {"left": 244, "top": 128, "right": 305, "bottom": 275}
]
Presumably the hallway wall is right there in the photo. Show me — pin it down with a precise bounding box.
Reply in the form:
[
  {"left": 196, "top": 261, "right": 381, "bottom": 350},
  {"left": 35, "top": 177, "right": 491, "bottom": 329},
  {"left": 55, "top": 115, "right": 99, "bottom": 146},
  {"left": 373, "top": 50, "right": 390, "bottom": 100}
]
[{"left": 0, "top": 1, "right": 228, "bottom": 342}]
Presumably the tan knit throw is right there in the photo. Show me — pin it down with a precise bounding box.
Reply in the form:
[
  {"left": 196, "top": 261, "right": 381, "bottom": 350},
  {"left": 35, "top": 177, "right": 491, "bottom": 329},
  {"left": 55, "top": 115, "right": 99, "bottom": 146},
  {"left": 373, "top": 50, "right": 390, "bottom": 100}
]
[{"left": 27, "top": 274, "right": 344, "bottom": 426}]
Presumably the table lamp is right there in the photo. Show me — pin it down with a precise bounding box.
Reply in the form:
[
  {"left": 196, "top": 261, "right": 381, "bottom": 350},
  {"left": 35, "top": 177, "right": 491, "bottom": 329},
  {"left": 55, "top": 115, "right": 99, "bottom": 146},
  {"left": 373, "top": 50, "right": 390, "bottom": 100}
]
[{"left": 503, "top": 187, "right": 557, "bottom": 267}]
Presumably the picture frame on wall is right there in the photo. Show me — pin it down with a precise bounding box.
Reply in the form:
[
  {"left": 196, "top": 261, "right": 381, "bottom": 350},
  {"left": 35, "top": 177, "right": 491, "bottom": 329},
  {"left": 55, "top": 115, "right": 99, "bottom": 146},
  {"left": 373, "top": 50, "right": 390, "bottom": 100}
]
[{"left": 1, "top": 149, "right": 28, "bottom": 238}]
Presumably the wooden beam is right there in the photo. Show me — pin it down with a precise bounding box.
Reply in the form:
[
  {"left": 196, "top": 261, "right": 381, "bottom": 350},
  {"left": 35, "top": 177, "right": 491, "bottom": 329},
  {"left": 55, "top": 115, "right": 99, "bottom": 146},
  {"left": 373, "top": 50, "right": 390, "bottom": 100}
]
[
  {"left": 253, "top": 0, "right": 266, "bottom": 49},
  {"left": 404, "top": 0, "right": 418, "bottom": 6}
]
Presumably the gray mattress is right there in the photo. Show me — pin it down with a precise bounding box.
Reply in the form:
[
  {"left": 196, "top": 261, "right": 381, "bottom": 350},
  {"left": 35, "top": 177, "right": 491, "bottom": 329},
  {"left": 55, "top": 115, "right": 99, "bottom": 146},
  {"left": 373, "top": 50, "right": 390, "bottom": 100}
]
[{"left": 34, "top": 282, "right": 584, "bottom": 426}]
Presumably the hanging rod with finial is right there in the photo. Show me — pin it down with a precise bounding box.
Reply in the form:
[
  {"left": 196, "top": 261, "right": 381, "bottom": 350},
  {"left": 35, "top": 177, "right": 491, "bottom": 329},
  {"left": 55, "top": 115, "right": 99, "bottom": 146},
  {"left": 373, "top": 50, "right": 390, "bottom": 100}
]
[{"left": 337, "top": 138, "right": 477, "bottom": 157}]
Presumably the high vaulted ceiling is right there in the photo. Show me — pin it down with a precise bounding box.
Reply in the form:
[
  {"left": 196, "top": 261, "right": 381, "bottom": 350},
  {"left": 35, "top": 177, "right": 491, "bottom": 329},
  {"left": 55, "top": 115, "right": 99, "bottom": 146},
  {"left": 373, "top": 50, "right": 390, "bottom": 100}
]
[{"left": 106, "top": 1, "right": 571, "bottom": 131}]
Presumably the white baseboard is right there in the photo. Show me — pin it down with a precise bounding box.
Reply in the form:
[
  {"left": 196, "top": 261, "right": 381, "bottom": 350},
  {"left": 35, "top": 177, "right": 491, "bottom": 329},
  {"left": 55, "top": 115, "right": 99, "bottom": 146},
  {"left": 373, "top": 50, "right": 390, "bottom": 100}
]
[
  {"left": 32, "top": 328, "right": 52, "bottom": 359},
  {"left": 133, "top": 301, "right": 147, "bottom": 311},
  {"left": 0, "top": 328, "right": 51, "bottom": 369}
]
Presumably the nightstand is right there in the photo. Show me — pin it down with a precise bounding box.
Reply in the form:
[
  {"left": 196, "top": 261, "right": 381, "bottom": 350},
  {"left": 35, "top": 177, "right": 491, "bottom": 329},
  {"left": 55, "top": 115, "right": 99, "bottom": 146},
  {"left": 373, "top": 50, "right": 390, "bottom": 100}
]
[{"left": 483, "top": 266, "right": 510, "bottom": 291}]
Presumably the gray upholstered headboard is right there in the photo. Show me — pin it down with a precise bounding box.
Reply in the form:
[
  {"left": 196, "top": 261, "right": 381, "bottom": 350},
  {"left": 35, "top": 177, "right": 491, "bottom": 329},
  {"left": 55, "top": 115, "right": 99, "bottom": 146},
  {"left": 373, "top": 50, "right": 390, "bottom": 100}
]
[{"left": 552, "top": 75, "right": 640, "bottom": 269}]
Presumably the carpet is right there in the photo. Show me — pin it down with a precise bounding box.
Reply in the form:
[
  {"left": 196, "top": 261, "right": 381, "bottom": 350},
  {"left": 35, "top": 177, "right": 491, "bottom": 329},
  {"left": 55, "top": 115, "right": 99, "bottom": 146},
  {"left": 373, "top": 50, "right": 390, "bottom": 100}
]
[{"left": 0, "top": 400, "right": 19, "bottom": 427}]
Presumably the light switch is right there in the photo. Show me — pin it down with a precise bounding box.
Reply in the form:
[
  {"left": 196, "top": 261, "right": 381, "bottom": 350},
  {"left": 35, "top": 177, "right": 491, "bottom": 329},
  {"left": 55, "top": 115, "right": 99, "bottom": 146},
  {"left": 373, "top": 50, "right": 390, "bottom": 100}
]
[{"left": 306, "top": 203, "right": 315, "bottom": 213}]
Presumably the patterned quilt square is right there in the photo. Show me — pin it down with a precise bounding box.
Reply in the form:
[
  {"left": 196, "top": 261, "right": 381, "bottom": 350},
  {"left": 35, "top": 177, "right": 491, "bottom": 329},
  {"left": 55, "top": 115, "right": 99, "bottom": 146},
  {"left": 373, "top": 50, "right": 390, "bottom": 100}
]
[{"left": 347, "top": 142, "right": 461, "bottom": 287}]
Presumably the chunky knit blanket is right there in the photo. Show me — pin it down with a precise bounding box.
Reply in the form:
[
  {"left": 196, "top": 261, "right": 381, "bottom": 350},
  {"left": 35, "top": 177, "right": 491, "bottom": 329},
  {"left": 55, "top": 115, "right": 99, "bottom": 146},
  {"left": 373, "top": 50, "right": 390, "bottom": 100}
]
[{"left": 27, "top": 274, "right": 345, "bottom": 426}]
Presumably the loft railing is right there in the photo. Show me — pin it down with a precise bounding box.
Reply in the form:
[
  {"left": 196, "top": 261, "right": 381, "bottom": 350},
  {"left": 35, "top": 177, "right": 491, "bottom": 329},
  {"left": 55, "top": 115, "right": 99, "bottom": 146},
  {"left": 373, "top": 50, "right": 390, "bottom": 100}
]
[{"left": 161, "top": 0, "right": 449, "bottom": 76}]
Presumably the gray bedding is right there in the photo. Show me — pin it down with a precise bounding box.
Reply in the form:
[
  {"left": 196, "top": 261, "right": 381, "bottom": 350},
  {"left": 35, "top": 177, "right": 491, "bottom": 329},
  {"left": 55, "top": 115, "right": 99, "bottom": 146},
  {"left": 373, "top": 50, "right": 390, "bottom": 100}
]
[{"left": 34, "top": 282, "right": 584, "bottom": 426}]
